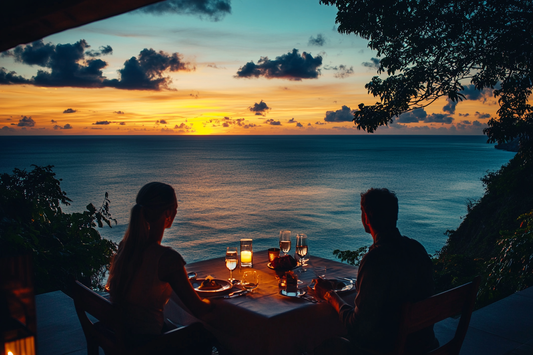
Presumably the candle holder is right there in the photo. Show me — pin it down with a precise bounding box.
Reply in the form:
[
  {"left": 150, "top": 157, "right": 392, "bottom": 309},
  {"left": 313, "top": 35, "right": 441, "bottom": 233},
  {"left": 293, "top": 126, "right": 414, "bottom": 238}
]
[{"left": 240, "top": 238, "right": 253, "bottom": 268}]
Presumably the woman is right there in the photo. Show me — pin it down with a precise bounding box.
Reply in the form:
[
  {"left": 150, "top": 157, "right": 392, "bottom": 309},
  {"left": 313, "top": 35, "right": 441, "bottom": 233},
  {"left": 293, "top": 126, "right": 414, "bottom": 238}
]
[{"left": 107, "top": 182, "right": 212, "bottom": 344}]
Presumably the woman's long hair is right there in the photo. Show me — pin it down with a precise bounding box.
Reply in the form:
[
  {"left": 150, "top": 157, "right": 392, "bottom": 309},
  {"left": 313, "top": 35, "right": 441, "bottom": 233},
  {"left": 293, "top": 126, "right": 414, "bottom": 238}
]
[{"left": 107, "top": 182, "right": 177, "bottom": 302}]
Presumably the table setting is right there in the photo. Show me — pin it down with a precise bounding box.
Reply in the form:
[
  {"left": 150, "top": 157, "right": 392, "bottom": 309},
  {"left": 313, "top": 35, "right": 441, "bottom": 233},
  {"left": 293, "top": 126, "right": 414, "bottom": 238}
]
[{"left": 164, "top": 231, "right": 359, "bottom": 355}]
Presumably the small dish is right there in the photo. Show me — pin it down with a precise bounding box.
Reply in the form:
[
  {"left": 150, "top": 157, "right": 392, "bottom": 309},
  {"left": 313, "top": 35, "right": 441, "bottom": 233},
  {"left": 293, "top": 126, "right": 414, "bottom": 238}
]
[
  {"left": 192, "top": 278, "right": 232, "bottom": 293},
  {"left": 308, "top": 278, "right": 356, "bottom": 293},
  {"left": 279, "top": 288, "right": 306, "bottom": 298}
]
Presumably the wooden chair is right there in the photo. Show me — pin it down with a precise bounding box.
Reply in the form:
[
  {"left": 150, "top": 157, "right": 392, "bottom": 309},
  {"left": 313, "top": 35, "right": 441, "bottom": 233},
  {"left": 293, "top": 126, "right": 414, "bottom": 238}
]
[
  {"left": 71, "top": 280, "right": 213, "bottom": 355},
  {"left": 392, "top": 276, "right": 481, "bottom": 355}
]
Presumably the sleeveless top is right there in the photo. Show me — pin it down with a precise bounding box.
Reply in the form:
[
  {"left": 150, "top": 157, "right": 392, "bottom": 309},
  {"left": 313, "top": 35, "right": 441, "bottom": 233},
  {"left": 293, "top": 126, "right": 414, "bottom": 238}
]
[{"left": 123, "top": 243, "right": 186, "bottom": 335}]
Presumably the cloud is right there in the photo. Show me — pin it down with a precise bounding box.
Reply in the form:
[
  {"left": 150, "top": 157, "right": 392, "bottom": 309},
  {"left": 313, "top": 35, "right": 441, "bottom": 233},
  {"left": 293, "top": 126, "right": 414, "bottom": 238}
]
[
  {"left": 476, "top": 112, "right": 491, "bottom": 119},
  {"left": 324, "top": 105, "right": 354, "bottom": 122},
  {"left": 249, "top": 100, "right": 271, "bottom": 116},
  {"left": 462, "top": 84, "right": 492, "bottom": 101},
  {"left": 17, "top": 116, "right": 35, "bottom": 127},
  {"left": 106, "top": 48, "right": 194, "bottom": 90},
  {"left": 86, "top": 45, "right": 113, "bottom": 57},
  {"left": 137, "top": 0, "right": 231, "bottom": 21},
  {"left": 397, "top": 108, "right": 427, "bottom": 123},
  {"left": 362, "top": 57, "right": 381, "bottom": 70},
  {"left": 54, "top": 124, "right": 73, "bottom": 129},
  {"left": 397, "top": 109, "right": 453, "bottom": 124},
  {"left": 174, "top": 122, "right": 195, "bottom": 133},
  {"left": 243, "top": 123, "right": 257, "bottom": 129},
  {"left": 1, "top": 40, "right": 193, "bottom": 90},
  {"left": 308, "top": 34, "right": 325, "bottom": 46},
  {"left": 443, "top": 98, "right": 457, "bottom": 114},
  {"left": 288, "top": 118, "right": 296, "bottom": 123},
  {"left": 63, "top": 108, "right": 77, "bottom": 113},
  {"left": 334, "top": 65, "right": 354, "bottom": 79},
  {"left": 114, "top": 111, "right": 125, "bottom": 114},
  {"left": 158, "top": 119, "right": 169, "bottom": 124},
  {"left": 51, "top": 119, "right": 57, "bottom": 123},
  {"left": 0, "top": 67, "right": 32, "bottom": 84},
  {"left": 1, "top": 126, "right": 16, "bottom": 133},
  {"left": 265, "top": 119, "right": 281, "bottom": 126},
  {"left": 207, "top": 64, "right": 225, "bottom": 69},
  {"left": 93, "top": 121, "right": 111, "bottom": 125},
  {"left": 235, "top": 49, "right": 322, "bottom": 81},
  {"left": 296, "top": 122, "right": 303, "bottom": 128}
]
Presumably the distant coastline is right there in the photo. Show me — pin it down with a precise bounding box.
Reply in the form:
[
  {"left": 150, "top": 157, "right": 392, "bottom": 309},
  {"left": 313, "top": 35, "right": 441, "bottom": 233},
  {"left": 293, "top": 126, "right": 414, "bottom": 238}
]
[{"left": 495, "top": 138, "right": 520, "bottom": 152}]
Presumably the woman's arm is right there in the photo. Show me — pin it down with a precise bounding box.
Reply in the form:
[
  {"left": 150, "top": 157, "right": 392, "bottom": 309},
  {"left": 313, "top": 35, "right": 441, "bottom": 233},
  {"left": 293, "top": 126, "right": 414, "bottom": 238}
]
[{"left": 158, "top": 248, "right": 213, "bottom": 316}]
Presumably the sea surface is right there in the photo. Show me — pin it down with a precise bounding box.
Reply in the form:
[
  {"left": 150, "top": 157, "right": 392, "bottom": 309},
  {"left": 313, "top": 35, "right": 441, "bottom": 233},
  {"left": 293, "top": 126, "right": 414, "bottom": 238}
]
[{"left": 0, "top": 135, "right": 515, "bottom": 264}]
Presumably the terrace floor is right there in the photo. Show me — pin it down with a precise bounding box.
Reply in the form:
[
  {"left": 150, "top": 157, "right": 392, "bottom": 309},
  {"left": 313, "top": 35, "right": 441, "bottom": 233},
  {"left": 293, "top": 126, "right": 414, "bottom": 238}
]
[{"left": 36, "top": 286, "right": 533, "bottom": 355}]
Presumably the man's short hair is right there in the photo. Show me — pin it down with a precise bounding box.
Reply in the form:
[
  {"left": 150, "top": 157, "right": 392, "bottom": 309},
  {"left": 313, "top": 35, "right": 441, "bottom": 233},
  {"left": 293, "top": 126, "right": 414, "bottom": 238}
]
[{"left": 360, "top": 188, "right": 398, "bottom": 231}]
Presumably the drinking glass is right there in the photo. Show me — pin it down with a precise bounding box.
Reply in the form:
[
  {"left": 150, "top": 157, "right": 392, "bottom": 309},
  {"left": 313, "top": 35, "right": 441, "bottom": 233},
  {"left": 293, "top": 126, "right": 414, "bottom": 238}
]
[
  {"left": 279, "top": 230, "right": 291, "bottom": 256},
  {"left": 296, "top": 233, "right": 308, "bottom": 266},
  {"left": 225, "top": 247, "right": 238, "bottom": 283},
  {"left": 242, "top": 270, "right": 259, "bottom": 293}
]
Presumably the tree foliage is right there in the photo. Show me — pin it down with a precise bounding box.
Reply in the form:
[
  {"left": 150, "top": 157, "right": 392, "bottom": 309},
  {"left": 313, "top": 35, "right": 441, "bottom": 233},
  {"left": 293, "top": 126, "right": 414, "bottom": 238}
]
[
  {"left": 321, "top": 0, "right": 533, "bottom": 153},
  {"left": 0, "top": 165, "right": 117, "bottom": 293}
]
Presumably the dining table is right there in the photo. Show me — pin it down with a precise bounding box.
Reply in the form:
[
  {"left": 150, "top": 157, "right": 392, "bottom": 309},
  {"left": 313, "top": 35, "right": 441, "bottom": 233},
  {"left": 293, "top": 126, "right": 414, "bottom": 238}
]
[{"left": 164, "top": 250, "right": 359, "bottom": 355}]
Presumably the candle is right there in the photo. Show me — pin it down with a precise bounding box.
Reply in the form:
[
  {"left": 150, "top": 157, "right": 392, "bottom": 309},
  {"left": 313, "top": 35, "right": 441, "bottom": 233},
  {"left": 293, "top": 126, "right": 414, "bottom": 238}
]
[{"left": 241, "top": 250, "right": 252, "bottom": 264}]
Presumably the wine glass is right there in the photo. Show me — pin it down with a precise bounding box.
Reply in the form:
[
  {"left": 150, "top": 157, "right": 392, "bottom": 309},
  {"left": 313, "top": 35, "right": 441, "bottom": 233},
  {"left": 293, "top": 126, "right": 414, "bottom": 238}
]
[
  {"left": 242, "top": 270, "right": 259, "bottom": 293},
  {"left": 225, "top": 247, "right": 238, "bottom": 283},
  {"left": 279, "top": 230, "right": 291, "bottom": 256},
  {"left": 296, "top": 234, "right": 309, "bottom": 267}
]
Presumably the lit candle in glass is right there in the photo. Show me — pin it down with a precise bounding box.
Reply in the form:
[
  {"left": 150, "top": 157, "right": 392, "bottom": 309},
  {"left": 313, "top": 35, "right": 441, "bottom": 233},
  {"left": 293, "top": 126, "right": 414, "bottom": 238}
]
[{"left": 240, "top": 238, "right": 253, "bottom": 267}]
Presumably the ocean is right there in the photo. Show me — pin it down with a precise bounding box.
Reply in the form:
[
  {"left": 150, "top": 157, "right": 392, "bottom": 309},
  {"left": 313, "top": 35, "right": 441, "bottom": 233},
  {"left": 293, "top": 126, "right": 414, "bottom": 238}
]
[{"left": 0, "top": 135, "right": 515, "bottom": 263}]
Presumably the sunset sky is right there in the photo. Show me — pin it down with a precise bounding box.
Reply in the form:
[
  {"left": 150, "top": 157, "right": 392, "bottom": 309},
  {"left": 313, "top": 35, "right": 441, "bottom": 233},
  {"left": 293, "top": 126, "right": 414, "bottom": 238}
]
[{"left": 0, "top": 0, "right": 497, "bottom": 136}]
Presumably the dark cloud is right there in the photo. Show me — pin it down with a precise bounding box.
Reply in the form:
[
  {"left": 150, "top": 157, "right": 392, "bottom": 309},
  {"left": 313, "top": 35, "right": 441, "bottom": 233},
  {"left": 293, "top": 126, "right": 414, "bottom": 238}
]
[
  {"left": 1, "top": 126, "right": 16, "bottom": 132},
  {"left": 424, "top": 113, "right": 454, "bottom": 123},
  {"left": 114, "top": 111, "right": 125, "bottom": 114},
  {"left": 174, "top": 122, "right": 194, "bottom": 133},
  {"left": 249, "top": 100, "right": 270, "bottom": 116},
  {"left": 0, "top": 67, "right": 32, "bottom": 84},
  {"left": 207, "top": 64, "right": 225, "bottom": 69},
  {"left": 53, "top": 124, "right": 73, "bottom": 130},
  {"left": 462, "top": 84, "right": 491, "bottom": 100},
  {"left": 476, "top": 112, "right": 491, "bottom": 119},
  {"left": 138, "top": 0, "right": 231, "bottom": 21},
  {"left": 119, "top": 122, "right": 126, "bottom": 125},
  {"left": 288, "top": 118, "right": 296, "bottom": 123},
  {"left": 324, "top": 105, "right": 354, "bottom": 122},
  {"left": 334, "top": 65, "right": 354, "bottom": 79},
  {"left": 265, "top": 119, "right": 281, "bottom": 126},
  {"left": 397, "top": 108, "right": 427, "bottom": 123},
  {"left": 308, "top": 34, "right": 325, "bottom": 46},
  {"left": 51, "top": 119, "right": 57, "bottom": 123},
  {"left": 235, "top": 49, "right": 322, "bottom": 81},
  {"left": 86, "top": 45, "right": 113, "bottom": 57},
  {"left": 1, "top": 40, "right": 193, "bottom": 91},
  {"left": 472, "top": 120, "right": 482, "bottom": 127},
  {"left": 296, "top": 122, "right": 303, "bottom": 128},
  {"left": 93, "top": 121, "right": 111, "bottom": 125},
  {"left": 63, "top": 108, "right": 77, "bottom": 113},
  {"left": 315, "top": 121, "right": 326, "bottom": 125},
  {"left": 362, "top": 57, "right": 380, "bottom": 70},
  {"left": 17, "top": 116, "right": 35, "bottom": 127},
  {"left": 107, "top": 48, "right": 194, "bottom": 90},
  {"left": 243, "top": 123, "right": 257, "bottom": 129},
  {"left": 159, "top": 119, "right": 169, "bottom": 124},
  {"left": 443, "top": 98, "right": 457, "bottom": 114}
]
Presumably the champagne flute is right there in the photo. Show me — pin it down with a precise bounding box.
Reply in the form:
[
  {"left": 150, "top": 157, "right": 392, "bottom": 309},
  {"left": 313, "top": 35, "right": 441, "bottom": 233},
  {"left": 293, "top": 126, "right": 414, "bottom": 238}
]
[
  {"left": 242, "top": 270, "right": 259, "bottom": 293},
  {"left": 279, "top": 230, "right": 291, "bottom": 256},
  {"left": 225, "top": 247, "right": 238, "bottom": 283},
  {"left": 296, "top": 233, "right": 309, "bottom": 267}
]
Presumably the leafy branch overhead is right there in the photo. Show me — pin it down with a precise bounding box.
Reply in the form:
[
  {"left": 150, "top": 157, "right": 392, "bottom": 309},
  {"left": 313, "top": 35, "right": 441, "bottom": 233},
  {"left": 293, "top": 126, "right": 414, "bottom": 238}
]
[{"left": 321, "top": 0, "right": 533, "bottom": 152}]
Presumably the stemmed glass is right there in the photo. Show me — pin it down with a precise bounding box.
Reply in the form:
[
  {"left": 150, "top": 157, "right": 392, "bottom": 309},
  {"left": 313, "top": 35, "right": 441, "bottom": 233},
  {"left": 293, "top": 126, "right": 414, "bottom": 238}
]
[
  {"left": 242, "top": 270, "right": 259, "bottom": 293},
  {"left": 279, "top": 230, "right": 291, "bottom": 256},
  {"left": 296, "top": 234, "right": 308, "bottom": 267},
  {"left": 225, "top": 247, "right": 238, "bottom": 283}
]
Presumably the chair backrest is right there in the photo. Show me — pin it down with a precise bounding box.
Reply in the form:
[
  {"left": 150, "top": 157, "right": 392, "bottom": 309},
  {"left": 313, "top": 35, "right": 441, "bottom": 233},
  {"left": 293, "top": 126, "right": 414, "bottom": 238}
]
[
  {"left": 71, "top": 280, "right": 126, "bottom": 355},
  {"left": 393, "top": 276, "right": 481, "bottom": 355}
]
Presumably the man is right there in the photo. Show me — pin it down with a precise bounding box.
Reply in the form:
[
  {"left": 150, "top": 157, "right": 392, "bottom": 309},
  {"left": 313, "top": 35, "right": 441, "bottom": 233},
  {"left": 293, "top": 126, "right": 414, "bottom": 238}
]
[{"left": 314, "top": 188, "right": 438, "bottom": 354}]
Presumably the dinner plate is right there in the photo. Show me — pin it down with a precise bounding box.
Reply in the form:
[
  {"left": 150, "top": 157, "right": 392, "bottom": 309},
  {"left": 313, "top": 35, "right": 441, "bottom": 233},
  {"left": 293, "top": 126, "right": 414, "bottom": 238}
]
[
  {"left": 191, "top": 278, "right": 232, "bottom": 293},
  {"left": 267, "top": 262, "right": 298, "bottom": 271},
  {"left": 308, "top": 278, "right": 356, "bottom": 293},
  {"left": 279, "top": 288, "right": 306, "bottom": 298}
]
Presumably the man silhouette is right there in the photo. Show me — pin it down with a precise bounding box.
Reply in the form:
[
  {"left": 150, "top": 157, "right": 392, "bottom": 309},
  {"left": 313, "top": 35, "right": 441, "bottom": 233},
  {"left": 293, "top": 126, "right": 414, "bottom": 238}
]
[{"left": 314, "top": 188, "right": 438, "bottom": 354}]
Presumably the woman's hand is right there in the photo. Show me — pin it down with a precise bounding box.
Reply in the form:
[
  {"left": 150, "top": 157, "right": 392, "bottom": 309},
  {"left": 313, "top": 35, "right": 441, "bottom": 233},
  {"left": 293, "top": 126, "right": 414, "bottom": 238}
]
[{"left": 313, "top": 277, "right": 333, "bottom": 300}]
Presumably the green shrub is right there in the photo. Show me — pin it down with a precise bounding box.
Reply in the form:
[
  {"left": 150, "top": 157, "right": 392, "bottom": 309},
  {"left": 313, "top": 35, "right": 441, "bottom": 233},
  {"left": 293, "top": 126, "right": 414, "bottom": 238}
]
[{"left": 0, "top": 165, "right": 117, "bottom": 293}]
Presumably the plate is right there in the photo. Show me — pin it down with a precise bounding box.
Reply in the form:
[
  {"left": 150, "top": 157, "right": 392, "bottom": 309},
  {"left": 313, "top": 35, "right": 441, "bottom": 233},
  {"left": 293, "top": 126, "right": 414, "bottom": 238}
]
[
  {"left": 191, "top": 278, "right": 232, "bottom": 293},
  {"left": 279, "top": 288, "right": 306, "bottom": 298},
  {"left": 267, "top": 262, "right": 298, "bottom": 271},
  {"left": 309, "top": 278, "right": 356, "bottom": 293}
]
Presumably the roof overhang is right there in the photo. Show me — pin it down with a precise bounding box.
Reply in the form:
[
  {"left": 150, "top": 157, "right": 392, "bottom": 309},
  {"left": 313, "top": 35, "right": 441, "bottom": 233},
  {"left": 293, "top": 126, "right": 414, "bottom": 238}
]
[{"left": 0, "top": 0, "right": 165, "bottom": 53}]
